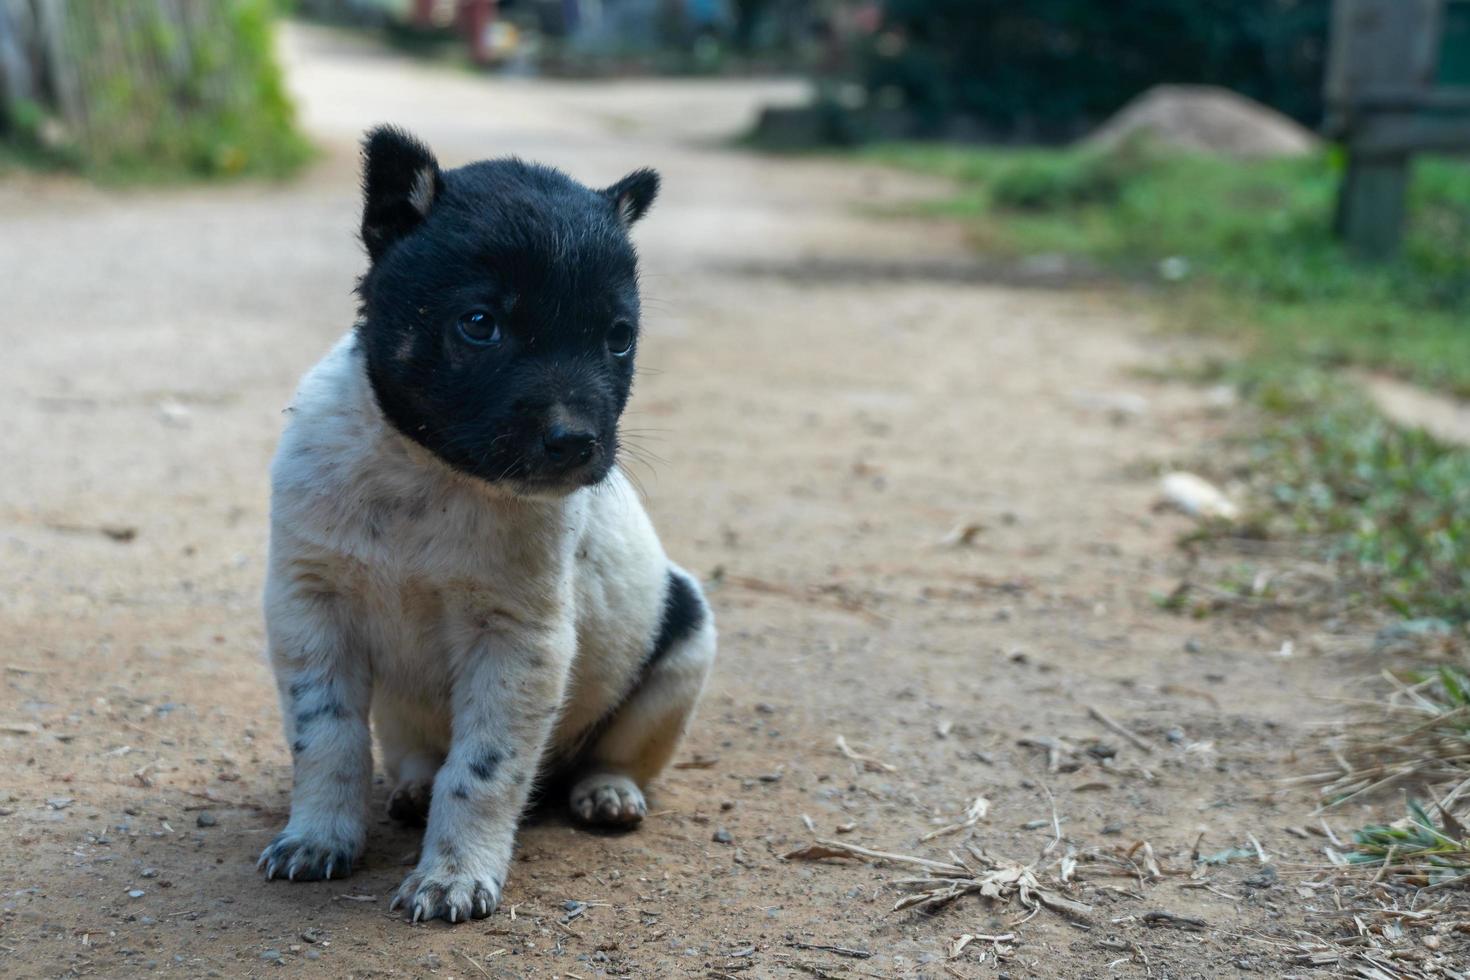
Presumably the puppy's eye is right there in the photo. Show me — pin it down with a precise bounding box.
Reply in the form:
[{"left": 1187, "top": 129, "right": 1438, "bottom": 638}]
[
  {"left": 606, "top": 321, "right": 635, "bottom": 356},
  {"left": 456, "top": 310, "right": 501, "bottom": 346}
]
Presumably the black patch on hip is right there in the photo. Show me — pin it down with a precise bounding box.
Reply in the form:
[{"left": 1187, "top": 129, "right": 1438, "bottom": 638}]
[
  {"left": 648, "top": 570, "right": 706, "bottom": 669},
  {"left": 545, "top": 568, "right": 708, "bottom": 781}
]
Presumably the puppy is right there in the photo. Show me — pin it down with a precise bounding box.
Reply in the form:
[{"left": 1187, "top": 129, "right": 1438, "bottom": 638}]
[{"left": 257, "top": 126, "right": 716, "bottom": 924}]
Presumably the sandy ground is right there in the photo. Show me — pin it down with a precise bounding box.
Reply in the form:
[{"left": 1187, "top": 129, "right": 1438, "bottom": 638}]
[{"left": 1, "top": 23, "right": 1455, "bottom": 980}]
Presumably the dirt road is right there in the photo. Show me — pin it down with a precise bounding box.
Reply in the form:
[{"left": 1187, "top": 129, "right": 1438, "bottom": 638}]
[{"left": 0, "top": 24, "right": 1405, "bottom": 979}]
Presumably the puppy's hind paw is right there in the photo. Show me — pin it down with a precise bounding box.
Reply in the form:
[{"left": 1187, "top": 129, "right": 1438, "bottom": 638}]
[
  {"left": 386, "top": 779, "right": 433, "bottom": 826},
  {"left": 258, "top": 830, "right": 359, "bottom": 882},
  {"left": 569, "top": 772, "right": 647, "bottom": 828}
]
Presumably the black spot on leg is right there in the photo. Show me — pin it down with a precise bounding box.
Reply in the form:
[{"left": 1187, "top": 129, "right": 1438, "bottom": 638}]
[
  {"left": 288, "top": 680, "right": 309, "bottom": 701},
  {"left": 292, "top": 739, "right": 308, "bottom": 755},
  {"left": 451, "top": 784, "right": 470, "bottom": 800},
  {"left": 470, "top": 749, "right": 504, "bottom": 781},
  {"left": 294, "top": 700, "right": 348, "bottom": 729}
]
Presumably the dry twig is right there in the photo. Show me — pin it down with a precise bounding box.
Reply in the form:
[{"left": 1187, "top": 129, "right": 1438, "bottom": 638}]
[{"left": 785, "top": 838, "right": 1092, "bottom": 923}]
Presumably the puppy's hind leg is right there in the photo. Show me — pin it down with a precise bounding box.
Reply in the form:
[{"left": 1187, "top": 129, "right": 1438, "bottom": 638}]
[
  {"left": 376, "top": 698, "right": 447, "bottom": 827},
  {"left": 570, "top": 569, "right": 716, "bottom": 828}
]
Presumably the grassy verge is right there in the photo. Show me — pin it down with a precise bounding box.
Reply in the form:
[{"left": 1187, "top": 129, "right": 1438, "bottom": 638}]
[{"left": 865, "top": 142, "right": 1470, "bottom": 397}]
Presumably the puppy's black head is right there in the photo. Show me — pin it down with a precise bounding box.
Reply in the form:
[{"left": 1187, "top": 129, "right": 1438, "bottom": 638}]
[{"left": 355, "top": 126, "right": 660, "bottom": 495}]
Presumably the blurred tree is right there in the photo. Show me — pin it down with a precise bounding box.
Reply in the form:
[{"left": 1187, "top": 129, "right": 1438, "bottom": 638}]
[
  {"left": 870, "top": 0, "right": 1331, "bottom": 139},
  {"left": 0, "top": 0, "right": 308, "bottom": 177}
]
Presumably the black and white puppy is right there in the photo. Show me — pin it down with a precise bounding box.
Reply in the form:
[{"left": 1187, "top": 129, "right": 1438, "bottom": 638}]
[{"left": 257, "top": 127, "right": 716, "bottom": 924}]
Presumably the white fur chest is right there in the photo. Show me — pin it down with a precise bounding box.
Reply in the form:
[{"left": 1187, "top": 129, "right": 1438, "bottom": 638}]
[{"left": 266, "top": 336, "right": 583, "bottom": 686}]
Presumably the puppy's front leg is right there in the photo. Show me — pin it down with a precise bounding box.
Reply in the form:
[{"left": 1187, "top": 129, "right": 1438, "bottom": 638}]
[
  {"left": 393, "top": 626, "right": 570, "bottom": 923},
  {"left": 259, "top": 575, "right": 373, "bottom": 881}
]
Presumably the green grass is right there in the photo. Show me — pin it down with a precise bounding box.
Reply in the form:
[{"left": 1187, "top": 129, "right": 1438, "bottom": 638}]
[
  {"left": 1349, "top": 799, "right": 1470, "bottom": 886},
  {"left": 1231, "top": 365, "right": 1470, "bottom": 621},
  {"left": 866, "top": 142, "right": 1470, "bottom": 396}
]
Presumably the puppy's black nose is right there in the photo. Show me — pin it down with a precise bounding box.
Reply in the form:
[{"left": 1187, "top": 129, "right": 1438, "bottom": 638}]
[{"left": 542, "top": 425, "right": 597, "bottom": 467}]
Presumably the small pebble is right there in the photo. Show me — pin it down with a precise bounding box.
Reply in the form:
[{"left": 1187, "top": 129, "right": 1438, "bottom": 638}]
[
  {"left": 719, "top": 800, "right": 735, "bottom": 811},
  {"left": 260, "top": 949, "right": 282, "bottom": 963},
  {"left": 127, "top": 889, "right": 145, "bottom": 899},
  {"left": 712, "top": 828, "right": 733, "bottom": 844},
  {"left": 140, "top": 868, "right": 158, "bottom": 878},
  {"left": 195, "top": 812, "right": 217, "bottom": 827}
]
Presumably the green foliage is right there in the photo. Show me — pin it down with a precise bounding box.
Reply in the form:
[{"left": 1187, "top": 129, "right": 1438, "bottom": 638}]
[
  {"left": 870, "top": 0, "right": 1331, "bottom": 136},
  {"left": 987, "top": 150, "right": 1129, "bottom": 211},
  {"left": 866, "top": 143, "right": 1470, "bottom": 396}
]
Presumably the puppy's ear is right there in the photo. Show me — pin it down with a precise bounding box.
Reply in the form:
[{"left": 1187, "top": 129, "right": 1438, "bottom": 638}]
[
  {"left": 361, "top": 126, "right": 443, "bottom": 261},
  {"left": 602, "top": 168, "right": 660, "bottom": 226}
]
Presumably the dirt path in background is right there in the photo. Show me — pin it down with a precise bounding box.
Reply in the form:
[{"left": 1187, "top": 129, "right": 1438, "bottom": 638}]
[{"left": 0, "top": 24, "right": 1432, "bottom": 980}]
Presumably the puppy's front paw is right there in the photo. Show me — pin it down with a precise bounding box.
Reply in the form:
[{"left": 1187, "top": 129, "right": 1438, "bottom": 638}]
[
  {"left": 258, "top": 830, "right": 360, "bottom": 881},
  {"left": 391, "top": 864, "right": 500, "bottom": 924},
  {"left": 570, "top": 771, "right": 647, "bottom": 827}
]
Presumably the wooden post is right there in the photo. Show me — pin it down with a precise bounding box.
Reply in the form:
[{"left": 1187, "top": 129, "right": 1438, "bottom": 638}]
[
  {"left": 1326, "top": 0, "right": 1446, "bottom": 260},
  {"left": 1338, "top": 154, "right": 1411, "bottom": 259}
]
